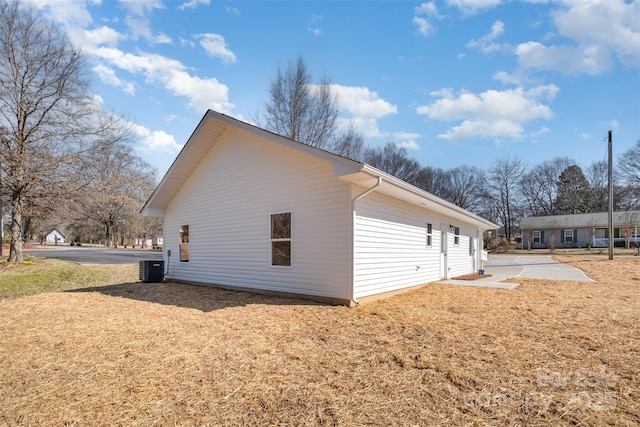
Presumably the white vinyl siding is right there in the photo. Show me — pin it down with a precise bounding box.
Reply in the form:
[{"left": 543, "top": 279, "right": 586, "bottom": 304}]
[
  {"left": 163, "top": 127, "right": 352, "bottom": 299},
  {"left": 353, "top": 191, "right": 481, "bottom": 298},
  {"left": 446, "top": 224, "right": 477, "bottom": 278}
]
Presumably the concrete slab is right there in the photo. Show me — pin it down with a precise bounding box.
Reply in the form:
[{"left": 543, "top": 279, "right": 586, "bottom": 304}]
[{"left": 439, "top": 254, "right": 594, "bottom": 289}]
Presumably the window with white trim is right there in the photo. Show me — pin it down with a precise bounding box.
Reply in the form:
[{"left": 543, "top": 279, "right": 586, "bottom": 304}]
[
  {"left": 563, "top": 229, "right": 574, "bottom": 243},
  {"left": 533, "top": 231, "right": 541, "bottom": 243},
  {"left": 271, "top": 213, "right": 291, "bottom": 266},
  {"left": 426, "top": 223, "right": 433, "bottom": 247},
  {"left": 454, "top": 226, "right": 460, "bottom": 246}
]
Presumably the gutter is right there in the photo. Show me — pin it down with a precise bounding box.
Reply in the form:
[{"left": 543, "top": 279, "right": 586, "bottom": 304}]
[{"left": 349, "top": 175, "right": 383, "bottom": 305}]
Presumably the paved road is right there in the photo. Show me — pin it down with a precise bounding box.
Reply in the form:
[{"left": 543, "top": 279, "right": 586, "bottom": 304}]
[{"left": 24, "top": 246, "right": 163, "bottom": 265}]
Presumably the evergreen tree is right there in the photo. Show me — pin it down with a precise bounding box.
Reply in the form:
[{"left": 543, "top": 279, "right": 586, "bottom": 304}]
[{"left": 555, "top": 165, "right": 591, "bottom": 214}]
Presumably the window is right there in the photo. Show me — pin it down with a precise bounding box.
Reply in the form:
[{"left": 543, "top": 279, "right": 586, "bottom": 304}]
[
  {"left": 454, "top": 226, "right": 460, "bottom": 246},
  {"left": 533, "top": 231, "right": 541, "bottom": 243},
  {"left": 179, "top": 225, "right": 189, "bottom": 262},
  {"left": 271, "top": 213, "right": 291, "bottom": 266},
  {"left": 469, "top": 236, "right": 476, "bottom": 256},
  {"left": 426, "top": 223, "right": 433, "bottom": 247},
  {"left": 563, "top": 229, "right": 574, "bottom": 243}
]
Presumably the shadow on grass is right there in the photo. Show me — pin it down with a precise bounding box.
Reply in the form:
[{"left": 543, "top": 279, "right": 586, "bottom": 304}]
[{"left": 66, "top": 281, "right": 321, "bottom": 312}]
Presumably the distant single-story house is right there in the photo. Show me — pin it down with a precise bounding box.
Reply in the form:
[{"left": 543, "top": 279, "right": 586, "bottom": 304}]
[
  {"left": 134, "top": 235, "right": 163, "bottom": 248},
  {"left": 45, "top": 229, "right": 65, "bottom": 244},
  {"left": 141, "top": 110, "right": 497, "bottom": 305},
  {"left": 520, "top": 211, "right": 640, "bottom": 249}
]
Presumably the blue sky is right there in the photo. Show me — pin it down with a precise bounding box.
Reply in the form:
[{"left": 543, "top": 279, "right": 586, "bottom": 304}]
[{"left": 28, "top": 0, "right": 640, "bottom": 178}]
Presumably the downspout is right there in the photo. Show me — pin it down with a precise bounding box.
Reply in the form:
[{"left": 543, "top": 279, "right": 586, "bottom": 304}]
[{"left": 350, "top": 176, "right": 383, "bottom": 305}]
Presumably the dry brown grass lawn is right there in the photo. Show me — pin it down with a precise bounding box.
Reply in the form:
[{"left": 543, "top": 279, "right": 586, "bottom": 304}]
[{"left": 1, "top": 256, "right": 638, "bottom": 426}]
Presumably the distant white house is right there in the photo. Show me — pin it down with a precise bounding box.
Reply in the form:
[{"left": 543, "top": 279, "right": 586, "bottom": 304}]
[
  {"left": 141, "top": 111, "right": 497, "bottom": 305},
  {"left": 45, "top": 229, "right": 65, "bottom": 245},
  {"left": 521, "top": 211, "right": 640, "bottom": 249},
  {"left": 134, "top": 235, "right": 164, "bottom": 248}
]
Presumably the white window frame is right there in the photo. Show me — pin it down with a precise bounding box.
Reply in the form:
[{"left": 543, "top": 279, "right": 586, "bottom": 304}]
[
  {"left": 426, "top": 223, "right": 433, "bottom": 248},
  {"left": 533, "top": 230, "right": 541, "bottom": 243},
  {"left": 564, "top": 229, "right": 574, "bottom": 243},
  {"left": 454, "top": 226, "right": 460, "bottom": 246}
]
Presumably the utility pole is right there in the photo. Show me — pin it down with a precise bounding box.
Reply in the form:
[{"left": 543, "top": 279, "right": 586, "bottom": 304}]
[{"left": 608, "top": 130, "right": 614, "bottom": 260}]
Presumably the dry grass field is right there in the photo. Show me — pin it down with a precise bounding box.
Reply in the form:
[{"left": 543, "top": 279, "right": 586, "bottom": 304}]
[{"left": 1, "top": 256, "right": 638, "bottom": 426}]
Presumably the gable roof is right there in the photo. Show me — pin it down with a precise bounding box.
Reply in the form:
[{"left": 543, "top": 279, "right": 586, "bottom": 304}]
[{"left": 141, "top": 110, "right": 498, "bottom": 231}]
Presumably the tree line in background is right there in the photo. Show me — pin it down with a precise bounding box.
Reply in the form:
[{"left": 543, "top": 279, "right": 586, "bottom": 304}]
[
  {"left": 257, "top": 57, "right": 640, "bottom": 240},
  {"left": 1, "top": 3, "right": 638, "bottom": 263}
]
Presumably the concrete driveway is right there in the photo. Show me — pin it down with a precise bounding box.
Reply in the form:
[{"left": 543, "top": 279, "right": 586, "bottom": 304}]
[{"left": 441, "top": 254, "right": 594, "bottom": 289}]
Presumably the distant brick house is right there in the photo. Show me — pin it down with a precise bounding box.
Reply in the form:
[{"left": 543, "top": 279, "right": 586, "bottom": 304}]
[{"left": 520, "top": 211, "right": 640, "bottom": 249}]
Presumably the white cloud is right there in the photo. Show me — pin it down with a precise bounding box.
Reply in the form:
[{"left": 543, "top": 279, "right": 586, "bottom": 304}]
[
  {"left": 416, "top": 85, "right": 558, "bottom": 142},
  {"left": 329, "top": 85, "right": 397, "bottom": 119},
  {"left": 516, "top": 41, "right": 613, "bottom": 75},
  {"left": 92, "top": 47, "right": 233, "bottom": 112},
  {"left": 447, "top": 0, "right": 502, "bottom": 16},
  {"left": 131, "top": 123, "right": 183, "bottom": 153},
  {"left": 553, "top": 0, "right": 640, "bottom": 68},
  {"left": 413, "top": 17, "right": 435, "bottom": 37},
  {"left": 197, "top": 34, "right": 237, "bottom": 63},
  {"left": 467, "top": 20, "right": 508, "bottom": 54},
  {"left": 25, "top": 0, "right": 94, "bottom": 26},
  {"left": 392, "top": 132, "right": 421, "bottom": 150},
  {"left": 119, "top": 0, "right": 164, "bottom": 17},
  {"left": 124, "top": 15, "right": 152, "bottom": 40},
  {"left": 93, "top": 64, "right": 136, "bottom": 95},
  {"left": 323, "top": 84, "right": 403, "bottom": 140},
  {"left": 308, "top": 27, "right": 323, "bottom": 36},
  {"left": 178, "top": 0, "right": 210, "bottom": 10},
  {"left": 67, "top": 25, "right": 124, "bottom": 50},
  {"left": 225, "top": 6, "right": 240, "bottom": 15},
  {"left": 515, "top": 1, "right": 640, "bottom": 76},
  {"left": 153, "top": 33, "right": 172, "bottom": 45},
  {"left": 413, "top": 2, "right": 441, "bottom": 37}
]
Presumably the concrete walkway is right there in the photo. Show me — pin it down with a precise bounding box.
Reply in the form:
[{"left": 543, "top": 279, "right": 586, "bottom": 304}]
[{"left": 440, "top": 254, "right": 594, "bottom": 289}]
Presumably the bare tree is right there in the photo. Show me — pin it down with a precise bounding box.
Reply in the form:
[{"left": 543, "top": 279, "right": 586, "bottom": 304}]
[
  {"left": 442, "top": 165, "right": 485, "bottom": 212},
  {"left": 619, "top": 139, "right": 640, "bottom": 188},
  {"left": 0, "top": 2, "right": 121, "bottom": 262},
  {"left": 413, "top": 166, "right": 450, "bottom": 200},
  {"left": 520, "top": 157, "right": 574, "bottom": 216},
  {"left": 331, "top": 123, "right": 366, "bottom": 161},
  {"left": 72, "top": 141, "right": 156, "bottom": 247},
  {"left": 618, "top": 139, "right": 640, "bottom": 209},
  {"left": 259, "top": 57, "right": 339, "bottom": 150},
  {"left": 364, "top": 143, "right": 421, "bottom": 183},
  {"left": 483, "top": 157, "right": 525, "bottom": 240}
]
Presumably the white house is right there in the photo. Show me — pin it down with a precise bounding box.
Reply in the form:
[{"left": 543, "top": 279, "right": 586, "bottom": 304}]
[
  {"left": 141, "top": 111, "right": 497, "bottom": 305},
  {"left": 45, "top": 229, "right": 65, "bottom": 244}
]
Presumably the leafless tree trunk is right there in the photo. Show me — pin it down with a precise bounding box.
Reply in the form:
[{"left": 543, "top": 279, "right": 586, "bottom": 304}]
[
  {"left": 524, "top": 229, "right": 533, "bottom": 251},
  {"left": 0, "top": 2, "right": 121, "bottom": 262}
]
